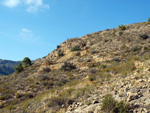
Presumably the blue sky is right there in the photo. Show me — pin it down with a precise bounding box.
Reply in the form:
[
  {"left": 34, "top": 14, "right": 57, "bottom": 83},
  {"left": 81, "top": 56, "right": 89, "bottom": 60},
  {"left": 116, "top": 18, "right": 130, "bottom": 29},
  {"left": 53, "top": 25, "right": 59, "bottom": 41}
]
[{"left": 0, "top": 0, "right": 150, "bottom": 61}]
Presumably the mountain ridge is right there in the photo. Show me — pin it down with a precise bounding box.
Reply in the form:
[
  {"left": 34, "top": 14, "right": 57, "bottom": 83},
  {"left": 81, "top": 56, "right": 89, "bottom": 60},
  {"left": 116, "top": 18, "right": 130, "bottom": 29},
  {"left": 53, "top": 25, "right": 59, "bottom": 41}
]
[{"left": 0, "top": 59, "right": 20, "bottom": 76}]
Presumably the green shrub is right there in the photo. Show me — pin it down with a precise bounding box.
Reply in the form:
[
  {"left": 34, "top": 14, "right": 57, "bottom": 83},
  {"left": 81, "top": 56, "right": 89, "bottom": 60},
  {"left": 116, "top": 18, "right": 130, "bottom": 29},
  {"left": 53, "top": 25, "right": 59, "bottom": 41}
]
[
  {"left": 148, "top": 18, "right": 150, "bottom": 22},
  {"left": 42, "top": 66, "right": 51, "bottom": 72},
  {"left": 100, "top": 64, "right": 107, "bottom": 69},
  {"left": 101, "top": 94, "right": 130, "bottom": 113},
  {"left": 14, "top": 63, "right": 23, "bottom": 74},
  {"left": 58, "top": 50, "right": 64, "bottom": 57},
  {"left": 47, "top": 96, "right": 73, "bottom": 108},
  {"left": 89, "top": 68, "right": 97, "bottom": 74},
  {"left": 85, "top": 100, "right": 92, "bottom": 105},
  {"left": 57, "top": 45, "right": 61, "bottom": 49},
  {"left": 42, "top": 80, "right": 53, "bottom": 89},
  {"left": 71, "top": 46, "right": 81, "bottom": 52},
  {"left": 118, "top": 25, "right": 126, "bottom": 30},
  {"left": 119, "top": 31, "right": 123, "bottom": 36},
  {"left": 89, "top": 76, "right": 94, "bottom": 81},
  {"left": 47, "top": 96, "right": 65, "bottom": 107},
  {"left": 88, "top": 63, "right": 95, "bottom": 68},
  {"left": 24, "top": 93, "right": 34, "bottom": 98},
  {"left": 16, "top": 93, "right": 23, "bottom": 98},
  {"left": 114, "top": 101, "right": 130, "bottom": 113},
  {"left": 55, "top": 78, "right": 69, "bottom": 86},
  {"left": 40, "top": 74, "right": 50, "bottom": 81},
  {"left": 61, "top": 62, "right": 76, "bottom": 71},
  {"left": 101, "top": 94, "right": 116, "bottom": 113},
  {"left": 90, "top": 49, "right": 97, "bottom": 54},
  {"left": 139, "top": 34, "right": 149, "bottom": 40},
  {"left": 0, "top": 96, "right": 5, "bottom": 100},
  {"left": 131, "top": 46, "right": 141, "bottom": 52}
]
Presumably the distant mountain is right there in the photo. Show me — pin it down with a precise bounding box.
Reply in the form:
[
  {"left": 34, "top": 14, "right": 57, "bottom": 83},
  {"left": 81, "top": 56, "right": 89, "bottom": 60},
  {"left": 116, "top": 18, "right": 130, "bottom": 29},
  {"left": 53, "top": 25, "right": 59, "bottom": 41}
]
[{"left": 0, "top": 59, "right": 20, "bottom": 76}]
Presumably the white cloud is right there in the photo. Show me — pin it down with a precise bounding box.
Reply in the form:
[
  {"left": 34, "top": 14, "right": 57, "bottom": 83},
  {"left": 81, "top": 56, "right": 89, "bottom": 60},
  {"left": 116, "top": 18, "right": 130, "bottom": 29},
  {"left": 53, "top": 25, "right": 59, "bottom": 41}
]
[
  {"left": 2, "top": 0, "right": 49, "bottom": 12},
  {"left": 2, "top": 0, "right": 21, "bottom": 7},
  {"left": 20, "top": 28, "right": 33, "bottom": 39},
  {"left": 19, "top": 28, "right": 44, "bottom": 45},
  {"left": 20, "top": 28, "right": 40, "bottom": 41},
  {"left": 22, "top": 28, "right": 32, "bottom": 33}
]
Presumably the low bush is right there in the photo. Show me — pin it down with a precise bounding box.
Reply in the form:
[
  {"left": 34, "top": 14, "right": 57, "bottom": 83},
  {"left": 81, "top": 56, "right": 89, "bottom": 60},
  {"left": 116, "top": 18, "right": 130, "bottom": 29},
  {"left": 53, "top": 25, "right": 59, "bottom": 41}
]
[
  {"left": 42, "top": 67, "right": 51, "bottom": 72},
  {"left": 47, "top": 96, "right": 65, "bottom": 107},
  {"left": 55, "top": 78, "right": 69, "bottom": 86},
  {"left": 58, "top": 50, "right": 64, "bottom": 57},
  {"left": 42, "top": 80, "right": 53, "bottom": 89},
  {"left": 40, "top": 74, "right": 50, "bottom": 81},
  {"left": 118, "top": 25, "right": 126, "bottom": 30},
  {"left": 139, "top": 34, "right": 149, "bottom": 40},
  {"left": 101, "top": 94, "right": 116, "bottom": 112},
  {"left": 119, "top": 31, "right": 123, "bottom": 36},
  {"left": 130, "top": 46, "right": 141, "bottom": 52},
  {"left": 89, "top": 68, "right": 97, "bottom": 74},
  {"left": 90, "top": 49, "right": 97, "bottom": 54},
  {"left": 88, "top": 63, "right": 95, "bottom": 68},
  {"left": 89, "top": 76, "right": 94, "bottom": 81},
  {"left": 57, "top": 45, "right": 61, "bottom": 49},
  {"left": 0, "top": 96, "right": 5, "bottom": 100},
  {"left": 101, "top": 94, "right": 130, "bottom": 113},
  {"left": 47, "top": 96, "right": 73, "bottom": 108},
  {"left": 61, "top": 62, "right": 76, "bottom": 71},
  {"left": 16, "top": 93, "right": 23, "bottom": 98},
  {"left": 71, "top": 46, "right": 81, "bottom": 52}
]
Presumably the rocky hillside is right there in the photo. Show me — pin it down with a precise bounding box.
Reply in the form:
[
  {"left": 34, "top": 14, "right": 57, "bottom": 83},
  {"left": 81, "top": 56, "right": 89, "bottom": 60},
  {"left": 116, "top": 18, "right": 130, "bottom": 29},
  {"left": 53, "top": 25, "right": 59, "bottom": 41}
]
[
  {"left": 0, "top": 60, "right": 19, "bottom": 76},
  {"left": 0, "top": 21, "right": 150, "bottom": 113}
]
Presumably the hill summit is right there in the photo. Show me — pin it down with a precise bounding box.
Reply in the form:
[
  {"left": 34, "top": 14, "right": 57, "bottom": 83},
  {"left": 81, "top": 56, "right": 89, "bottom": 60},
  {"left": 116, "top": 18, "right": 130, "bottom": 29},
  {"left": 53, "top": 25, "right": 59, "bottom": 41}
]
[{"left": 0, "top": 21, "right": 150, "bottom": 113}]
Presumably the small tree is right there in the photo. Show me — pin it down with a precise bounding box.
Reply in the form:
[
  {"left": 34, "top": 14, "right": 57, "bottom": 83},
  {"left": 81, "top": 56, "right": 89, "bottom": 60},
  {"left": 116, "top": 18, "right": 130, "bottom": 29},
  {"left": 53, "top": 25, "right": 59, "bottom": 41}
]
[
  {"left": 14, "top": 63, "right": 23, "bottom": 74},
  {"left": 22, "top": 57, "right": 32, "bottom": 67}
]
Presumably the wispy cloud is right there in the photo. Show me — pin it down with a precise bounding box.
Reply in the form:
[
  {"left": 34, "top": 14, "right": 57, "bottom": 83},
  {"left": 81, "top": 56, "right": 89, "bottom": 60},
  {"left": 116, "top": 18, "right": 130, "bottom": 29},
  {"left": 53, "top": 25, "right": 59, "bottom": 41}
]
[
  {"left": 19, "top": 28, "right": 39, "bottom": 40},
  {"left": 2, "top": 0, "right": 49, "bottom": 12}
]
